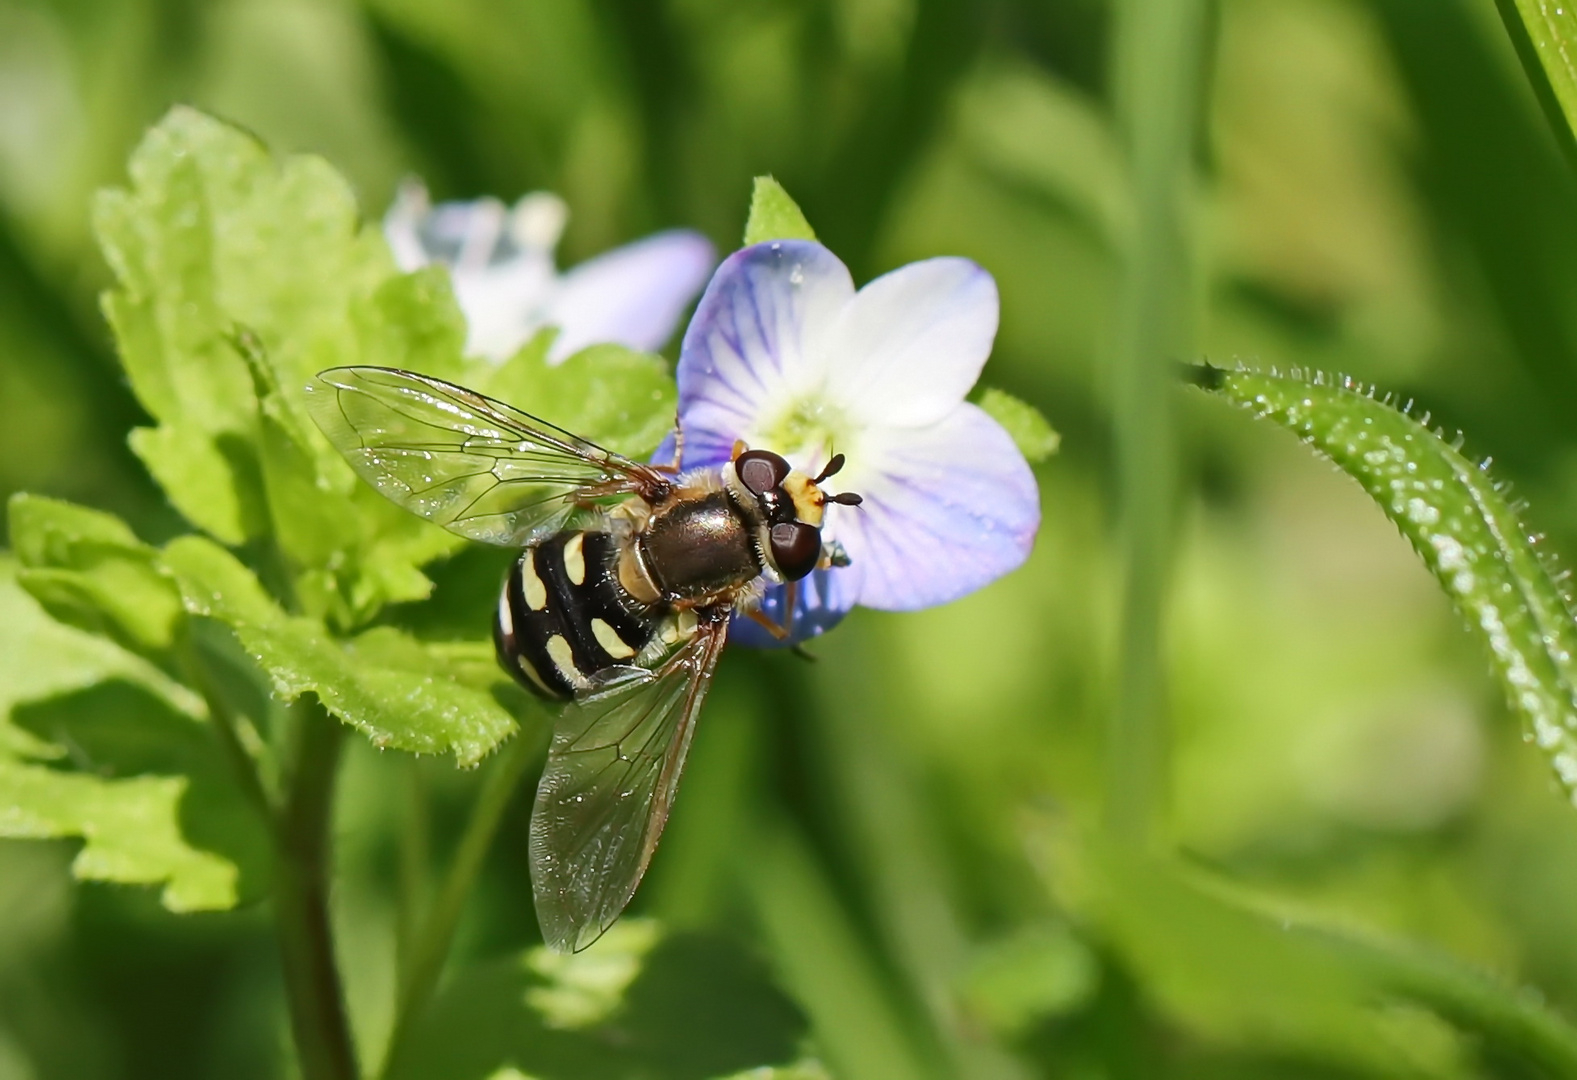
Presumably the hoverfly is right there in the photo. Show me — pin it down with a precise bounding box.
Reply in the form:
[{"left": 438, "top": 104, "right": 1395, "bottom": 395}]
[{"left": 305, "top": 367, "right": 862, "bottom": 951}]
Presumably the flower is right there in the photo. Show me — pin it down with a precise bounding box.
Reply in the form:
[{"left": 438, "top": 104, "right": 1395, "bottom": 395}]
[
  {"left": 671, "top": 239, "right": 1041, "bottom": 645},
  {"left": 384, "top": 180, "right": 716, "bottom": 364}
]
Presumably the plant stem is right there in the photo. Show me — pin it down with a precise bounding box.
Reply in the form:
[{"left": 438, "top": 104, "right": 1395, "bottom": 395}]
[
  {"left": 179, "top": 634, "right": 277, "bottom": 824},
  {"left": 1306, "top": 925, "right": 1577, "bottom": 1076},
  {"left": 378, "top": 727, "right": 542, "bottom": 1078},
  {"left": 1104, "top": 0, "right": 1211, "bottom": 842},
  {"left": 395, "top": 755, "right": 431, "bottom": 987},
  {"left": 275, "top": 698, "right": 358, "bottom": 1080}
]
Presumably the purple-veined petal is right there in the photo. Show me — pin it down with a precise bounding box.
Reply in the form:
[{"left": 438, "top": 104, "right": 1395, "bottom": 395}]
[
  {"left": 675, "top": 241, "right": 854, "bottom": 469},
  {"left": 823, "top": 257, "right": 998, "bottom": 428},
  {"left": 546, "top": 230, "right": 717, "bottom": 364},
  {"left": 832, "top": 402, "right": 1038, "bottom": 610}
]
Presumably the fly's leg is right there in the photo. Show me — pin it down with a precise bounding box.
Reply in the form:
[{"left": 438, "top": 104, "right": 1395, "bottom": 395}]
[
  {"left": 783, "top": 578, "right": 798, "bottom": 638},
  {"left": 652, "top": 418, "right": 687, "bottom": 475},
  {"left": 745, "top": 608, "right": 790, "bottom": 641}
]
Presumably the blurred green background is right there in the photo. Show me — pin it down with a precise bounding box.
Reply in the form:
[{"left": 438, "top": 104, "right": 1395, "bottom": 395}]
[{"left": 9, "top": 0, "right": 1577, "bottom": 1077}]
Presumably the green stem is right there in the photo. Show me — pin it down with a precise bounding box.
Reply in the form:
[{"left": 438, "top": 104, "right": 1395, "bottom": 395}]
[
  {"left": 395, "top": 755, "right": 431, "bottom": 987},
  {"left": 275, "top": 699, "right": 358, "bottom": 1080},
  {"left": 1104, "top": 0, "right": 1211, "bottom": 841},
  {"left": 378, "top": 728, "right": 541, "bottom": 1078},
  {"left": 177, "top": 632, "right": 276, "bottom": 824},
  {"left": 1306, "top": 925, "right": 1577, "bottom": 1076}
]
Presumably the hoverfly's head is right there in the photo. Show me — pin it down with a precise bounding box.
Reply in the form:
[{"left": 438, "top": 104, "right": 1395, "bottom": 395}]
[{"left": 725, "top": 446, "right": 863, "bottom": 582}]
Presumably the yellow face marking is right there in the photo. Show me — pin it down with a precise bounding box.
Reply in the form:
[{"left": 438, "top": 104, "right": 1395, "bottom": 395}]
[
  {"left": 522, "top": 554, "right": 548, "bottom": 610},
  {"left": 563, "top": 533, "right": 586, "bottom": 585},
  {"left": 781, "top": 474, "right": 826, "bottom": 527},
  {"left": 591, "top": 618, "right": 636, "bottom": 660},
  {"left": 545, "top": 634, "right": 583, "bottom": 687}
]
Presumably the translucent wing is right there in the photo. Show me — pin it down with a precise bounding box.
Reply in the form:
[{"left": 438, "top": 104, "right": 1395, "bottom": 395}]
[
  {"left": 530, "top": 614, "right": 730, "bottom": 952},
  {"left": 306, "top": 366, "right": 670, "bottom": 546}
]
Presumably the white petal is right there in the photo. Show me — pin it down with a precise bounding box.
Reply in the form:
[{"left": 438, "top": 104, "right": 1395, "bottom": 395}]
[
  {"left": 545, "top": 230, "right": 717, "bottom": 364},
  {"left": 832, "top": 402, "right": 1038, "bottom": 611},
  {"left": 674, "top": 240, "right": 854, "bottom": 467},
  {"left": 383, "top": 179, "right": 433, "bottom": 271},
  {"left": 451, "top": 254, "right": 556, "bottom": 362},
  {"left": 823, "top": 257, "right": 998, "bottom": 427}
]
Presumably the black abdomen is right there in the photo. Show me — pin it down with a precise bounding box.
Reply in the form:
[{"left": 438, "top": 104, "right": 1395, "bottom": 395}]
[{"left": 494, "top": 530, "right": 658, "bottom": 700}]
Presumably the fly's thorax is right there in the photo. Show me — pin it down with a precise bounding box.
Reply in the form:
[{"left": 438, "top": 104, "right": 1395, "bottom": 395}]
[{"left": 637, "top": 488, "right": 761, "bottom": 602}]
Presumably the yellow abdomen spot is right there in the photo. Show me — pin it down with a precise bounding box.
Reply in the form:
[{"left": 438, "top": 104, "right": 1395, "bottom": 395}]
[{"left": 563, "top": 533, "right": 586, "bottom": 585}]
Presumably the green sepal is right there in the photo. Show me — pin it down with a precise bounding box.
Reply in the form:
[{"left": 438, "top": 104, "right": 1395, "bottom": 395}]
[
  {"left": 742, "top": 177, "right": 817, "bottom": 246},
  {"left": 975, "top": 387, "right": 1060, "bottom": 464}
]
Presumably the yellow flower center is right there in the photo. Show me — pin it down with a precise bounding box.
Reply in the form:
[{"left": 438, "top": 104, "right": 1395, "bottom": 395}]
[{"left": 752, "top": 392, "right": 856, "bottom": 469}]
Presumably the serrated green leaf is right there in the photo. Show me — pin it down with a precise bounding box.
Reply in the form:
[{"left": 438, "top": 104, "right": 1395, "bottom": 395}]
[
  {"left": 481, "top": 335, "right": 679, "bottom": 460},
  {"left": 161, "top": 536, "right": 515, "bottom": 765},
  {"left": 0, "top": 559, "right": 203, "bottom": 760},
  {"left": 0, "top": 761, "right": 240, "bottom": 912},
  {"left": 388, "top": 924, "right": 807, "bottom": 1080},
  {"left": 97, "top": 107, "right": 477, "bottom": 625},
  {"left": 1192, "top": 365, "right": 1577, "bottom": 802},
  {"left": 975, "top": 387, "right": 1059, "bottom": 464},
  {"left": 523, "top": 919, "right": 661, "bottom": 1030},
  {"left": 8, "top": 493, "right": 183, "bottom": 654},
  {"left": 125, "top": 412, "right": 265, "bottom": 546},
  {"left": 0, "top": 560, "right": 264, "bottom": 912},
  {"left": 742, "top": 177, "right": 816, "bottom": 246}
]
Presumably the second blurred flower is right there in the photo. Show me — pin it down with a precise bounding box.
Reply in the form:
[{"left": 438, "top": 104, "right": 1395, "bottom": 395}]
[{"left": 385, "top": 180, "right": 715, "bottom": 364}]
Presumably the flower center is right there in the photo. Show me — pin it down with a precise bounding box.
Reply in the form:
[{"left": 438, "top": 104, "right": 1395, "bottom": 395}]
[{"left": 752, "top": 392, "right": 856, "bottom": 471}]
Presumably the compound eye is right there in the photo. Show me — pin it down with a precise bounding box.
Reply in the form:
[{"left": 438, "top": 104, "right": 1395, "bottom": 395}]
[
  {"left": 769, "top": 521, "right": 821, "bottom": 581},
  {"left": 736, "top": 449, "right": 791, "bottom": 496}
]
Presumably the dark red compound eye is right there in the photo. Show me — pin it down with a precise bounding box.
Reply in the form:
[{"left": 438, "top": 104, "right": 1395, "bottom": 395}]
[
  {"left": 736, "top": 449, "right": 791, "bottom": 496},
  {"left": 770, "top": 521, "right": 821, "bottom": 581}
]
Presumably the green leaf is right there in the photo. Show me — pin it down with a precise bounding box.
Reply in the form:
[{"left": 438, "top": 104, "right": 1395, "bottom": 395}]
[
  {"left": 8, "top": 493, "right": 183, "bottom": 654},
  {"left": 0, "top": 558, "right": 202, "bottom": 760},
  {"left": 975, "top": 387, "right": 1059, "bottom": 464},
  {"left": 1191, "top": 364, "right": 1577, "bottom": 803},
  {"left": 482, "top": 334, "right": 679, "bottom": 460},
  {"left": 711, "top": 1066, "right": 831, "bottom": 1080},
  {"left": 742, "top": 177, "right": 817, "bottom": 246},
  {"left": 1046, "top": 834, "right": 1577, "bottom": 1075},
  {"left": 161, "top": 536, "right": 516, "bottom": 765},
  {"left": 234, "top": 324, "right": 462, "bottom": 628},
  {"left": 0, "top": 559, "right": 263, "bottom": 911},
  {"left": 958, "top": 922, "right": 1098, "bottom": 1037},
  {"left": 744, "top": 822, "right": 935, "bottom": 1080},
  {"left": 387, "top": 923, "right": 807, "bottom": 1080},
  {"left": 96, "top": 106, "right": 476, "bottom": 625},
  {"left": 1494, "top": 0, "right": 1577, "bottom": 165},
  {"left": 0, "top": 761, "right": 241, "bottom": 912}
]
